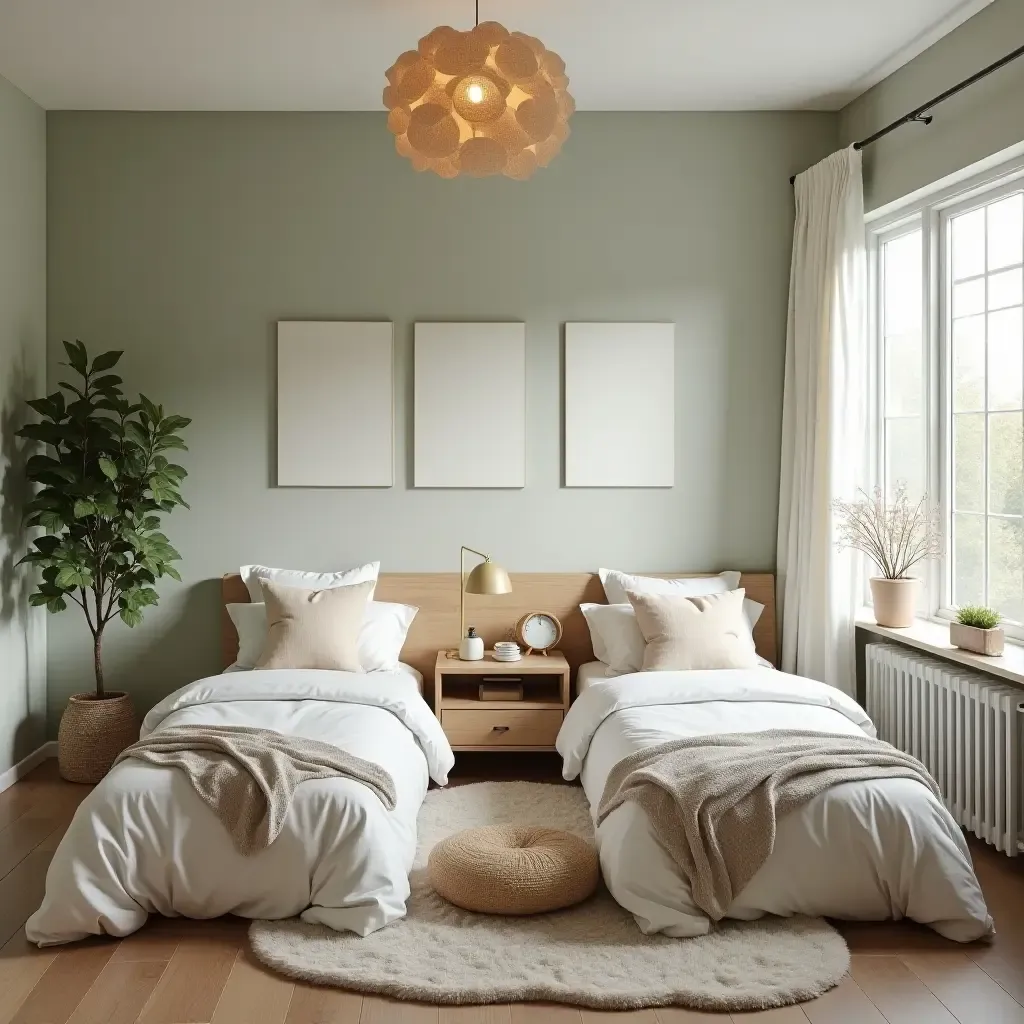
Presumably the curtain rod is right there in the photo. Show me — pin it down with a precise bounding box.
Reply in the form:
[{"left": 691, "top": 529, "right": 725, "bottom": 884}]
[{"left": 789, "top": 42, "right": 1024, "bottom": 185}]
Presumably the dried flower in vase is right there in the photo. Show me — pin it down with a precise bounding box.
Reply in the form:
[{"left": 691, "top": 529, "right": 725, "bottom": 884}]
[{"left": 832, "top": 484, "right": 942, "bottom": 580}]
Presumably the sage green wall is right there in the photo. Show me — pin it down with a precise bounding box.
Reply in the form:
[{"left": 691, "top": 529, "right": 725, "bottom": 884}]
[
  {"left": 840, "top": 0, "right": 1024, "bottom": 211},
  {"left": 46, "top": 110, "right": 837, "bottom": 724},
  {"left": 0, "top": 73, "right": 46, "bottom": 773}
]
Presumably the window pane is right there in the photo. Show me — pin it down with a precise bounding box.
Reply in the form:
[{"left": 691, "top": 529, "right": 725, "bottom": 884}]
[
  {"left": 883, "top": 231, "right": 922, "bottom": 335},
  {"left": 989, "top": 412, "right": 1023, "bottom": 515},
  {"left": 952, "top": 208, "right": 986, "bottom": 280},
  {"left": 988, "top": 268, "right": 1023, "bottom": 310},
  {"left": 885, "top": 417, "right": 924, "bottom": 499},
  {"left": 953, "top": 513, "right": 985, "bottom": 607},
  {"left": 953, "top": 314, "right": 985, "bottom": 412},
  {"left": 989, "top": 517, "right": 1024, "bottom": 623},
  {"left": 953, "top": 277, "right": 986, "bottom": 318},
  {"left": 884, "top": 332, "right": 922, "bottom": 416},
  {"left": 989, "top": 308, "right": 1023, "bottom": 411},
  {"left": 987, "top": 193, "right": 1023, "bottom": 272},
  {"left": 954, "top": 413, "right": 985, "bottom": 512}
]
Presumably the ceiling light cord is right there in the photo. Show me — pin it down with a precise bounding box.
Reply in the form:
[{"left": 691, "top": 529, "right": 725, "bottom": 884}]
[{"left": 475, "top": 0, "right": 479, "bottom": 28}]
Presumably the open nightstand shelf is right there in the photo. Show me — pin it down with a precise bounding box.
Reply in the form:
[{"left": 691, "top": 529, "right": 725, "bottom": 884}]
[{"left": 434, "top": 650, "right": 571, "bottom": 752}]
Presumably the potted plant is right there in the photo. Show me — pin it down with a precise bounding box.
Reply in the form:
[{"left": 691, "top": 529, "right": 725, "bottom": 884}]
[
  {"left": 18, "top": 341, "right": 190, "bottom": 783},
  {"left": 833, "top": 484, "right": 941, "bottom": 628},
  {"left": 950, "top": 605, "right": 1004, "bottom": 657}
]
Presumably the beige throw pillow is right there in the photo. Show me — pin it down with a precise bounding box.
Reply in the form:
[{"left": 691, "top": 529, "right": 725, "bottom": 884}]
[
  {"left": 625, "top": 587, "right": 761, "bottom": 672},
  {"left": 256, "top": 578, "right": 373, "bottom": 672}
]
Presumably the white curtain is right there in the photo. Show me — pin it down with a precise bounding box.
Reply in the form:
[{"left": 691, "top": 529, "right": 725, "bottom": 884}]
[{"left": 777, "top": 146, "right": 867, "bottom": 695}]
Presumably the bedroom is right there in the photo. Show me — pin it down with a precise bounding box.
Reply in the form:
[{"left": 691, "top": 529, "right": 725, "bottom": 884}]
[{"left": 1, "top": 0, "right": 1023, "bottom": 1020}]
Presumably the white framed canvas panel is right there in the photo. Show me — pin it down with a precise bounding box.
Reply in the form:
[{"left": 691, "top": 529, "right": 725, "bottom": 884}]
[
  {"left": 277, "top": 321, "right": 394, "bottom": 487},
  {"left": 414, "top": 322, "right": 526, "bottom": 488},
  {"left": 564, "top": 322, "right": 675, "bottom": 487}
]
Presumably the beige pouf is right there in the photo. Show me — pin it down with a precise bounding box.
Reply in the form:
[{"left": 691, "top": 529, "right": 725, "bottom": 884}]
[{"left": 428, "top": 824, "right": 599, "bottom": 915}]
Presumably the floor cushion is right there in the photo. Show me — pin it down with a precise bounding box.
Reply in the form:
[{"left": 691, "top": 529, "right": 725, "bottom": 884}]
[{"left": 428, "top": 824, "right": 599, "bottom": 915}]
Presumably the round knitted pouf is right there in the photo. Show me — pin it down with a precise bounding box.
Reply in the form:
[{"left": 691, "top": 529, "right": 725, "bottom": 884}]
[{"left": 428, "top": 825, "right": 599, "bottom": 915}]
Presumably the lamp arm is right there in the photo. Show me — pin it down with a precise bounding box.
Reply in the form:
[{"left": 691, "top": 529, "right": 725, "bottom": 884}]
[{"left": 459, "top": 546, "right": 490, "bottom": 644}]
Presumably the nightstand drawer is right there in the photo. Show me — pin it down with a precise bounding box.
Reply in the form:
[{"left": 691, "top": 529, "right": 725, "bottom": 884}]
[{"left": 441, "top": 708, "right": 563, "bottom": 747}]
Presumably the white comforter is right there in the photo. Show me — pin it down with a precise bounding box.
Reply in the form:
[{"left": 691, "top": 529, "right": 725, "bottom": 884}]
[
  {"left": 558, "top": 667, "right": 993, "bottom": 942},
  {"left": 27, "top": 669, "right": 454, "bottom": 946}
]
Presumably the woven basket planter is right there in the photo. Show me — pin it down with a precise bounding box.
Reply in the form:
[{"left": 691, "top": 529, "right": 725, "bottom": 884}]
[{"left": 58, "top": 692, "right": 139, "bottom": 784}]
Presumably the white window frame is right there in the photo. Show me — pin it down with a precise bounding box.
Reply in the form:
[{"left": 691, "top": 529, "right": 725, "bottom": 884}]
[{"left": 868, "top": 153, "right": 1024, "bottom": 638}]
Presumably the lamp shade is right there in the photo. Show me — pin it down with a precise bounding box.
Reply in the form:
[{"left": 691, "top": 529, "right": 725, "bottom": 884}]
[
  {"left": 383, "top": 22, "right": 574, "bottom": 180},
  {"left": 465, "top": 559, "right": 512, "bottom": 595}
]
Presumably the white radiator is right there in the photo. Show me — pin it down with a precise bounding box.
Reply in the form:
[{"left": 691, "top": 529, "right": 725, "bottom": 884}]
[{"left": 865, "top": 642, "right": 1024, "bottom": 857}]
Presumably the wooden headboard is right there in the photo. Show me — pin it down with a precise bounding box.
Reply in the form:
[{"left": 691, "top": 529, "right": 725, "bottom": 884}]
[{"left": 221, "top": 572, "right": 777, "bottom": 693}]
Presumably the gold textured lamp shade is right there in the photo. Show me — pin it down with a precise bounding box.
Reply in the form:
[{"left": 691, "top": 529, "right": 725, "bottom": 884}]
[
  {"left": 465, "top": 559, "right": 512, "bottom": 595},
  {"left": 383, "top": 21, "right": 574, "bottom": 179}
]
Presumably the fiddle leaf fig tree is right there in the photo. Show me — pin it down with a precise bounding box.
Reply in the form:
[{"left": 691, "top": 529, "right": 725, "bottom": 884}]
[{"left": 17, "top": 341, "right": 190, "bottom": 697}]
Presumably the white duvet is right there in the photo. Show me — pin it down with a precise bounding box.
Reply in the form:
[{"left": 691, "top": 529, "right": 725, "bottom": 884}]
[
  {"left": 27, "top": 669, "right": 454, "bottom": 946},
  {"left": 558, "top": 667, "right": 993, "bottom": 942}
]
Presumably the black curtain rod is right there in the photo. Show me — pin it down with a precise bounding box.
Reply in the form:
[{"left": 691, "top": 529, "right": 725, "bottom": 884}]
[{"left": 789, "top": 42, "right": 1024, "bottom": 185}]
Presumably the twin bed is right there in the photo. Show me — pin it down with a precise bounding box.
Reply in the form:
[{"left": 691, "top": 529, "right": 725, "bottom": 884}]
[{"left": 26, "top": 568, "right": 994, "bottom": 947}]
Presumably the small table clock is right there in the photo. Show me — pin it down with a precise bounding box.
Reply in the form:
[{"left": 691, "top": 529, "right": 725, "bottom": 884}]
[{"left": 514, "top": 612, "right": 563, "bottom": 656}]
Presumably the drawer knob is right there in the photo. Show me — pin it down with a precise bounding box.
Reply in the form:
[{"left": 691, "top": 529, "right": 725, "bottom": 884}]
[{"left": 492, "top": 725, "right": 510, "bottom": 733}]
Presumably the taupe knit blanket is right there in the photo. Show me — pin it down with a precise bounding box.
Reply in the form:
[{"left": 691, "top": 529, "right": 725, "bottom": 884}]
[
  {"left": 597, "top": 729, "right": 941, "bottom": 921},
  {"left": 114, "top": 725, "right": 396, "bottom": 856}
]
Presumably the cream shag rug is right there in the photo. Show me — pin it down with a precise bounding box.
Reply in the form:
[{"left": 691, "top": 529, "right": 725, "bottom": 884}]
[{"left": 249, "top": 781, "right": 849, "bottom": 1012}]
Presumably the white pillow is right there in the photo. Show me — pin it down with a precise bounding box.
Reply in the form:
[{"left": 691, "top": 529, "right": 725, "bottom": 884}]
[
  {"left": 580, "top": 603, "right": 646, "bottom": 675},
  {"left": 227, "top": 598, "right": 416, "bottom": 673},
  {"left": 239, "top": 561, "right": 380, "bottom": 603},
  {"left": 582, "top": 601, "right": 770, "bottom": 677},
  {"left": 598, "top": 568, "right": 764, "bottom": 629}
]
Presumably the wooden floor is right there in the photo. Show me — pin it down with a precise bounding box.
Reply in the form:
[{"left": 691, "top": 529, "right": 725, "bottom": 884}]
[{"left": 3, "top": 761, "right": 1024, "bottom": 1024}]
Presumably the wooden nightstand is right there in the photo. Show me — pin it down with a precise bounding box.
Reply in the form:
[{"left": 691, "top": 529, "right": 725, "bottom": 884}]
[{"left": 434, "top": 650, "right": 571, "bottom": 752}]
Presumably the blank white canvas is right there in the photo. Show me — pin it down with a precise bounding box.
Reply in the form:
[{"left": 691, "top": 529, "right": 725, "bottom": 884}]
[
  {"left": 565, "top": 322, "right": 675, "bottom": 487},
  {"left": 414, "top": 323, "right": 525, "bottom": 488},
  {"left": 277, "top": 321, "right": 393, "bottom": 487}
]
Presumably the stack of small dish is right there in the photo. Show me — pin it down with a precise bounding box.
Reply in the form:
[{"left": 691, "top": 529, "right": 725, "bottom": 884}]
[{"left": 493, "top": 641, "right": 521, "bottom": 662}]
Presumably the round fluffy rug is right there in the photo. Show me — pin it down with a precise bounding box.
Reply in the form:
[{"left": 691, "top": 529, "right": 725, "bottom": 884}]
[{"left": 249, "top": 781, "right": 849, "bottom": 1012}]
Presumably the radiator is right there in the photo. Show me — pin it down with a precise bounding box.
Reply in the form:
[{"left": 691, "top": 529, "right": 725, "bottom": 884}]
[{"left": 865, "top": 642, "right": 1024, "bottom": 856}]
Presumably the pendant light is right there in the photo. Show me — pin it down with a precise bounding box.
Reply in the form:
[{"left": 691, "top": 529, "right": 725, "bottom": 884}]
[{"left": 383, "top": 2, "right": 574, "bottom": 180}]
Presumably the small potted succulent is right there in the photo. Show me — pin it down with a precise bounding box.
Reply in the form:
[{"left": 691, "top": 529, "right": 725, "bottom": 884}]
[
  {"left": 950, "top": 605, "right": 1004, "bottom": 657},
  {"left": 833, "top": 484, "right": 941, "bottom": 628}
]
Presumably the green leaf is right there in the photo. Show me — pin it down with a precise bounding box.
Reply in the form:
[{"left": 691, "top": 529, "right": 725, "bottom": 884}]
[
  {"left": 154, "top": 435, "right": 188, "bottom": 452},
  {"left": 62, "top": 340, "right": 88, "bottom": 375},
  {"left": 90, "top": 350, "right": 123, "bottom": 373},
  {"left": 55, "top": 565, "right": 92, "bottom": 589},
  {"left": 124, "top": 420, "right": 150, "bottom": 447},
  {"left": 72, "top": 500, "right": 96, "bottom": 519},
  {"left": 91, "top": 375, "right": 123, "bottom": 392},
  {"left": 98, "top": 457, "right": 117, "bottom": 481},
  {"left": 120, "top": 606, "right": 143, "bottom": 628},
  {"left": 46, "top": 597, "right": 68, "bottom": 614},
  {"left": 159, "top": 415, "right": 191, "bottom": 434},
  {"left": 33, "top": 535, "right": 61, "bottom": 556},
  {"left": 57, "top": 380, "right": 85, "bottom": 399},
  {"left": 38, "top": 511, "right": 65, "bottom": 533},
  {"left": 162, "top": 564, "right": 182, "bottom": 582}
]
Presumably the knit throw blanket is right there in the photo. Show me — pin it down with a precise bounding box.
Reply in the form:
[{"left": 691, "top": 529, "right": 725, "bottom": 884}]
[
  {"left": 597, "top": 729, "right": 941, "bottom": 921},
  {"left": 114, "top": 725, "right": 397, "bottom": 855}
]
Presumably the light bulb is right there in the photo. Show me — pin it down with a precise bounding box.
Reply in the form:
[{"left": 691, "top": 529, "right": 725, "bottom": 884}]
[{"left": 466, "top": 83, "right": 484, "bottom": 104}]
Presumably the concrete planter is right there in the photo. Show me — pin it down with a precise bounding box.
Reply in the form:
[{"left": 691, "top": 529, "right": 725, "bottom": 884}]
[
  {"left": 950, "top": 621, "right": 1005, "bottom": 657},
  {"left": 869, "top": 577, "right": 919, "bottom": 628}
]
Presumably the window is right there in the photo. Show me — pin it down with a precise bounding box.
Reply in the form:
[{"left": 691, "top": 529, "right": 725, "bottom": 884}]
[{"left": 872, "top": 166, "right": 1024, "bottom": 631}]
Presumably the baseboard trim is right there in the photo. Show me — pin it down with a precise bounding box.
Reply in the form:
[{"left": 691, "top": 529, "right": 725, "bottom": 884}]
[{"left": 0, "top": 741, "right": 58, "bottom": 794}]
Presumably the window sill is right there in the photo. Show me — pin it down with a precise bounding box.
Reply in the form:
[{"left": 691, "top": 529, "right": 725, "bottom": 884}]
[{"left": 856, "top": 610, "right": 1024, "bottom": 688}]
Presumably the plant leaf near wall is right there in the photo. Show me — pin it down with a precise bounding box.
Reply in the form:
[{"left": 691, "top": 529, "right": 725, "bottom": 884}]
[{"left": 16, "top": 341, "right": 190, "bottom": 697}]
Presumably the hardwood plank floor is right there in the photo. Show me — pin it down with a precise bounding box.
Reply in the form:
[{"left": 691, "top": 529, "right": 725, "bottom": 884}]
[{"left": 2, "top": 759, "right": 1024, "bottom": 1024}]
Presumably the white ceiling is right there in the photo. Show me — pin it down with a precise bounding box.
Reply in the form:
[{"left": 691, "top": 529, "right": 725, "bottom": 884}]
[{"left": 0, "top": 0, "right": 992, "bottom": 112}]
